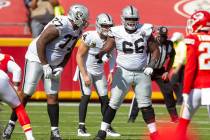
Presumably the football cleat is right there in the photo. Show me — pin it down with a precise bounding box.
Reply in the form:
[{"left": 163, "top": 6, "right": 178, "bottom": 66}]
[
  {"left": 128, "top": 117, "right": 136, "bottom": 123},
  {"left": 94, "top": 130, "right": 106, "bottom": 140},
  {"left": 27, "top": 136, "right": 35, "bottom": 140},
  {"left": 77, "top": 128, "right": 91, "bottom": 137},
  {"left": 106, "top": 126, "right": 120, "bottom": 137},
  {"left": 50, "top": 128, "right": 62, "bottom": 140},
  {"left": 2, "top": 122, "right": 15, "bottom": 140}
]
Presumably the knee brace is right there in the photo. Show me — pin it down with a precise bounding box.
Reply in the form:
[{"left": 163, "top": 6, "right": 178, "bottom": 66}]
[{"left": 140, "top": 106, "right": 155, "bottom": 124}]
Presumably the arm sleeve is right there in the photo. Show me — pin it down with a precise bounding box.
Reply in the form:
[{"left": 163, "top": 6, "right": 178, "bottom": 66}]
[
  {"left": 7, "top": 60, "right": 22, "bottom": 82},
  {"left": 183, "top": 38, "right": 197, "bottom": 94}
]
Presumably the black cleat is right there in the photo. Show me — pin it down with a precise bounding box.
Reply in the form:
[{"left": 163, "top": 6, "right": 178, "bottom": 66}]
[
  {"left": 106, "top": 126, "right": 120, "bottom": 137},
  {"left": 2, "top": 123, "right": 15, "bottom": 140},
  {"left": 50, "top": 128, "right": 62, "bottom": 140},
  {"left": 128, "top": 117, "right": 136, "bottom": 123},
  {"left": 77, "top": 125, "right": 91, "bottom": 137},
  {"left": 94, "top": 130, "right": 106, "bottom": 140}
]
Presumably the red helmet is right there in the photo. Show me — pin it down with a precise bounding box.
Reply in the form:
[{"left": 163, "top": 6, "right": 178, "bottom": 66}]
[{"left": 186, "top": 10, "right": 210, "bottom": 34}]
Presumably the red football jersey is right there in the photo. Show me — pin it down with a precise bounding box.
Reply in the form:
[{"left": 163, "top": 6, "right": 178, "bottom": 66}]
[
  {"left": 183, "top": 32, "right": 210, "bottom": 94},
  {"left": 0, "top": 54, "right": 14, "bottom": 72}
]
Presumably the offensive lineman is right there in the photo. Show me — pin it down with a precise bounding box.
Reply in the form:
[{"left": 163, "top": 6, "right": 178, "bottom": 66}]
[
  {"left": 76, "top": 13, "right": 120, "bottom": 137},
  {"left": 176, "top": 10, "right": 210, "bottom": 139},
  {"left": 94, "top": 5, "right": 160, "bottom": 140},
  {"left": 128, "top": 26, "right": 178, "bottom": 123},
  {"left": 2, "top": 4, "right": 89, "bottom": 140},
  {"left": 0, "top": 52, "right": 35, "bottom": 140}
]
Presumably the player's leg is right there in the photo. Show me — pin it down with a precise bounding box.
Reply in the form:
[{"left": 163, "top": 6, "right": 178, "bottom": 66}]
[
  {"left": 177, "top": 89, "right": 201, "bottom": 138},
  {"left": 3, "top": 60, "right": 42, "bottom": 139},
  {"left": 134, "top": 72, "right": 158, "bottom": 140},
  {"left": 128, "top": 94, "right": 139, "bottom": 123},
  {"left": 155, "top": 78, "right": 178, "bottom": 122},
  {"left": 77, "top": 72, "right": 92, "bottom": 137},
  {"left": 95, "top": 67, "right": 130, "bottom": 140},
  {"left": 44, "top": 74, "right": 62, "bottom": 140},
  {"left": 93, "top": 74, "right": 120, "bottom": 137},
  {"left": 0, "top": 70, "right": 35, "bottom": 140}
]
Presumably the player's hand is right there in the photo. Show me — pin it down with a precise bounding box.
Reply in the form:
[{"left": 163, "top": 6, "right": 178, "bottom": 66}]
[
  {"left": 43, "top": 64, "right": 53, "bottom": 79},
  {"left": 14, "top": 85, "right": 18, "bottom": 91},
  {"left": 144, "top": 67, "right": 153, "bottom": 76},
  {"left": 108, "top": 72, "right": 113, "bottom": 85},
  {"left": 161, "top": 72, "right": 169, "bottom": 81},
  {"left": 95, "top": 51, "right": 106, "bottom": 63},
  {"left": 53, "top": 67, "right": 63, "bottom": 79},
  {"left": 102, "top": 54, "right": 110, "bottom": 63},
  {"left": 182, "top": 93, "right": 189, "bottom": 106},
  {"left": 84, "top": 75, "right": 91, "bottom": 87}
]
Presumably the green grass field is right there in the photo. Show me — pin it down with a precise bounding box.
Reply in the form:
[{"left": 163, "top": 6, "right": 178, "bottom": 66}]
[{"left": 1, "top": 103, "right": 210, "bottom": 140}]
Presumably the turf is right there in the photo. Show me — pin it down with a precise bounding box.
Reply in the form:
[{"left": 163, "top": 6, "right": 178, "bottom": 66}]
[{"left": 0, "top": 103, "right": 210, "bottom": 140}]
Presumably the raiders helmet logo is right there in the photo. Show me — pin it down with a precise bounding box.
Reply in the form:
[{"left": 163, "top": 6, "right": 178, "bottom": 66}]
[{"left": 76, "top": 11, "right": 83, "bottom": 19}]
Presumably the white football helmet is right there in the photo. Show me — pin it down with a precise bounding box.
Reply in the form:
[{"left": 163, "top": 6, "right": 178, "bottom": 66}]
[
  {"left": 68, "top": 4, "right": 89, "bottom": 28},
  {"left": 96, "top": 13, "right": 113, "bottom": 36},
  {"left": 121, "top": 5, "right": 139, "bottom": 31}
]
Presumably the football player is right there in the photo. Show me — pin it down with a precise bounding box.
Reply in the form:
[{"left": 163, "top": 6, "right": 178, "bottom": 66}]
[
  {"left": 176, "top": 10, "right": 210, "bottom": 139},
  {"left": 94, "top": 5, "right": 160, "bottom": 140},
  {"left": 128, "top": 26, "right": 178, "bottom": 123},
  {"left": 0, "top": 52, "right": 35, "bottom": 140},
  {"left": 2, "top": 4, "right": 89, "bottom": 140},
  {"left": 76, "top": 13, "right": 120, "bottom": 137}
]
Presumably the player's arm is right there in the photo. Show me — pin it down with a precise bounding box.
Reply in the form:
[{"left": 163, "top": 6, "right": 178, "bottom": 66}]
[
  {"left": 7, "top": 60, "right": 21, "bottom": 90},
  {"left": 147, "top": 35, "right": 160, "bottom": 68},
  {"left": 166, "top": 42, "right": 176, "bottom": 72},
  {"left": 183, "top": 39, "right": 197, "bottom": 94},
  {"left": 96, "top": 36, "right": 116, "bottom": 60},
  {"left": 76, "top": 39, "right": 89, "bottom": 79},
  {"left": 36, "top": 25, "right": 59, "bottom": 65}
]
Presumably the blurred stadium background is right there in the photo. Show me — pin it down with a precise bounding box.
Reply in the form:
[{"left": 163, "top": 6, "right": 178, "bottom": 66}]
[{"left": 0, "top": 0, "right": 210, "bottom": 140}]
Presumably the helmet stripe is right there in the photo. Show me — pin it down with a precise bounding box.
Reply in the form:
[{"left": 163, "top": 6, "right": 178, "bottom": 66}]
[
  {"left": 105, "top": 14, "right": 111, "bottom": 21},
  {"left": 130, "top": 6, "right": 134, "bottom": 15}
]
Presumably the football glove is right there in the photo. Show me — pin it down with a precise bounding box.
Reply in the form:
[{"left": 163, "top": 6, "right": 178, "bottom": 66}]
[
  {"left": 14, "top": 86, "right": 18, "bottom": 91},
  {"left": 143, "top": 67, "right": 153, "bottom": 76},
  {"left": 182, "top": 93, "right": 189, "bottom": 106},
  {"left": 102, "top": 53, "right": 110, "bottom": 63},
  {"left": 43, "top": 64, "right": 53, "bottom": 79},
  {"left": 53, "top": 67, "right": 63, "bottom": 79}
]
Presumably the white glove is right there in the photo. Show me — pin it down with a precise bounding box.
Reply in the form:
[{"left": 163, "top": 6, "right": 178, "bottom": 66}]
[
  {"left": 53, "top": 67, "right": 63, "bottom": 79},
  {"left": 143, "top": 67, "right": 153, "bottom": 76},
  {"left": 14, "top": 86, "right": 18, "bottom": 91},
  {"left": 182, "top": 93, "right": 189, "bottom": 106},
  {"left": 43, "top": 64, "right": 53, "bottom": 79},
  {"left": 102, "top": 54, "right": 109, "bottom": 63}
]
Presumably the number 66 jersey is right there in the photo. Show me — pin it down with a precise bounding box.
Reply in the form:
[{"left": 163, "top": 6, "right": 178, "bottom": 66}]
[
  {"left": 108, "top": 24, "right": 153, "bottom": 71},
  {"left": 183, "top": 32, "right": 210, "bottom": 94},
  {"left": 25, "top": 16, "right": 82, "bottom": 66}
]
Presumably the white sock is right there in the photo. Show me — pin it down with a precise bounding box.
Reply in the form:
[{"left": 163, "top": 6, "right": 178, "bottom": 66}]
[
  {"left": 25, "top": 130, "right": 34, "bottom": 140},
  {"left": 51, "top": 127, "right": 58, "bottom": 131},
  {"left": 100, "top": 122, "right": 110, "bottom": 131},
  {"left": 147, "top": 122, "right": 157, "bottom": 133},
  {"left": 79, "top": 122, "right": 85, "bottom": 125},
  {"left": 9, "top": 120, "right": 15, "bottom": 125}
]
